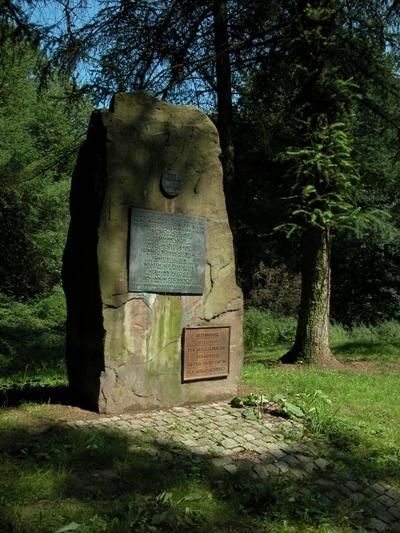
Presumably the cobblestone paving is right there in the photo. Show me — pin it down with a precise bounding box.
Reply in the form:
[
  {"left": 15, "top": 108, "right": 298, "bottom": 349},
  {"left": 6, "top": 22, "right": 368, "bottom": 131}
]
[{"left": 71, "top": 402, "right": 400, "bottom": 532}]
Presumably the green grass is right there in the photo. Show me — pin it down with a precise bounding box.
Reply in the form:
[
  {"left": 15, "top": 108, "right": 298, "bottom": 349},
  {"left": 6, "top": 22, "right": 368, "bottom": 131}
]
[{"left": 242, "top": 364, "right": 400, "bottom": 462}]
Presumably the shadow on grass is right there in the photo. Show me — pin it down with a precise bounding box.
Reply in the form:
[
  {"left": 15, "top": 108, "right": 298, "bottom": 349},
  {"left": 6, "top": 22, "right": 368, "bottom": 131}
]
[
  {"left": 332, "top": 341, "right": 400, "bottom": 360},
  {"left": 1, "top": 413, "right": 399, "bottom": 532},
  {"left": 1, "top": 384, "right": 70, "bottom": 408}
]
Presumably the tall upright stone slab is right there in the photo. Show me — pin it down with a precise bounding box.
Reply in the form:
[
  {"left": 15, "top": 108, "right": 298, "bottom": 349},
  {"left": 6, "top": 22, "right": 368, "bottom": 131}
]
[{"left": 63, "top": 92, "right": 243, "bottom": 413}]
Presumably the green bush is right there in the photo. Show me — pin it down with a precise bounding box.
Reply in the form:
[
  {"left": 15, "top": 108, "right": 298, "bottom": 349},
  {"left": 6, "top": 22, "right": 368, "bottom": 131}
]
[
  {"left": 244, "top": 307, "right": 296, "bottom": 350},
  {"left": 0, "top": 286, "right": 67, "bottom": 388}
]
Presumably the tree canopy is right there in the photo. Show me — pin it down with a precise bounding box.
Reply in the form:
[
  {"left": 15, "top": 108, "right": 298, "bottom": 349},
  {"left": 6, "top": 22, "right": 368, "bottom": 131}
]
[{"left": 2, "top": 0, "right": 400, "bottom": 363}]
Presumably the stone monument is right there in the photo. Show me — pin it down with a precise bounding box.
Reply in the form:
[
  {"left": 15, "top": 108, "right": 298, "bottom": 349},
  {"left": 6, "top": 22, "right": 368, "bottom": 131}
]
[{"left": 62, "top": 92, "right": 243, "bottom": 413}]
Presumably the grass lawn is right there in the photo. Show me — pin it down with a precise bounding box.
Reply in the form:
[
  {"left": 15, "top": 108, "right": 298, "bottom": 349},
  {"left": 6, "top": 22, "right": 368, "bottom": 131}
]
[{"left": 0, "top": 311, "right": 400, "bottom": 531}]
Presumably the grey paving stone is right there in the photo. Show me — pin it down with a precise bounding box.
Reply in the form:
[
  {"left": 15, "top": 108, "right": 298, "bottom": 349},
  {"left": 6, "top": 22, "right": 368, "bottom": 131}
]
[
  {"left": 263, "top": 435, "right": 277, "bottom": 443},
  {"left": 283, "top": 454, "right": 302, "bottom": 467},
  {"left": 252, "top": 445, "right": 270, "bottom": 454},
  {"left": 387, "top": 504, "right": 400, "bottom": 520},
  {"left": 197, "top": 438, "right": 214, "bottom": 447},
  {"left": 264, "top": 464, "right": 280, "bottom": 475},
  {"left": 274, "top": 461, "right": 290, "bottom": 474},
  {"left": 242, "top": 433, "right": 256, "bottom": 441},
  {"left": 182, "top": 439, "right": 197, "bottom": 447},
  {"left": 276, "top": 442, "right": 293, "bottom": 452},
  {"left": 221, "top": 430, "right": 239, "bottom": 440},
  {"left": 288, "top": 468, "right": 306, "bottom": 480},
  {"left": 265, "top": 446, "right": 287, "bottom": 460},
  {"left": 314, "top": 458, "right": 330, "bottom": 470},
  {"left": 242, "top": 441, "right": 258, "bottom": 451},
  {"left": 210, "top": 457, "right": 232, "bottom": 467},
  {"left": 349, "top": 492, "right": 365, "bottom": 504},
  {"left": 345, "top": 480, "right": 362, "bottom": 492},
  {"left": 254, "top": 464, "right": 270, "bottom": 480},
  {"left": 221, "top": 438, "right": 238, "bottom": 449},
  {"left": 224, "top": 464, "right": 238, "bottom": 474},
  {"left": 237, "top": 459, "right": 255, "bottom": 471},
  {"left": 230, "top": 447, "right": 244, "bottom": 454},
  {"left": 377, "top": 494, "right": 396, "bottom": 507},
  {"left": 365, "top": 487, "right": 381, "bottom": 499},
  {"left": 316, "top": 479, "right": 335, "bottom": 489},
  {"left": 208, "top": 446, "right": 225, "bottom": 457},
  {"left": 294, "top": 453, "right": 312, "bottom": 464},
  {"left": 191, "top": 446, "right": 209, "bottom": 456},
  {"left": 367, "top": 517, "right": 390, "bottom": 532},
  {"left": 382, "top": 488, "right": 400, "bottom": 500},
  {"left": 369, "top": 501, "right": 390, "bottom": 517},
  {"left": 370, "top": 483, "right": 387, "bottom": 495}
]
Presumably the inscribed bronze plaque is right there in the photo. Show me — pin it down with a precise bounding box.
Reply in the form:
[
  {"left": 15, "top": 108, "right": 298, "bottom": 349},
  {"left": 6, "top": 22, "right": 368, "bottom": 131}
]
[
  {"left": 183, "top": 327, "right": 230, "bottom": 381},
  {"left": 129, "top": 208, "right": 206, "bottom": 294}
]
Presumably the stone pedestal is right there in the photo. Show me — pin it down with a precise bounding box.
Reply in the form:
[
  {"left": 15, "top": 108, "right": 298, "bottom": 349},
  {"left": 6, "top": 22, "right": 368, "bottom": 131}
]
[{"left": 62, "top": 92, "right": 243, "bottom": 413}]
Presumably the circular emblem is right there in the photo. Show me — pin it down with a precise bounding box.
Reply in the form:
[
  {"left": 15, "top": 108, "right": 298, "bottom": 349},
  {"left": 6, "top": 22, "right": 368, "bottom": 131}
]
[{"left": 161, "top": 171, "right": 182, "bottom": 198}]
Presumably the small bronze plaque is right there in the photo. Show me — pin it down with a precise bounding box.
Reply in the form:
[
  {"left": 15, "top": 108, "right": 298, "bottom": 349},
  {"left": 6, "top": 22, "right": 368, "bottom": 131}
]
[
  {"left": 129, "top": 208, "right": 206, "bottom": 294},
  {"left": 183, "top": 327, "right": 230, "bottom": 381},
  {"left": 161, "top": 171, "right": 182, "bottom": 197}
]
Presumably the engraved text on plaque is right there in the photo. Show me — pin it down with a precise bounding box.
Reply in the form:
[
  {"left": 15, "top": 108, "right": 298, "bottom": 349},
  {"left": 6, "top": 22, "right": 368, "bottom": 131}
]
[
  {"left": 183, "top": 327, "right": 230, "bottom": 381},
  {"left": 129, "top": 208, "right": 206, "bottom": 294}
]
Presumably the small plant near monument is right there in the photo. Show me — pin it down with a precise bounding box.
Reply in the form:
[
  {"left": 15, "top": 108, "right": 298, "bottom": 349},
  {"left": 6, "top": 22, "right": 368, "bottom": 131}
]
[
  {"left": 231, "top": 393, "right": 269, "bottom": 421},
  {"left": 230, "top": 393, "right": 268, "bottom": 408}
]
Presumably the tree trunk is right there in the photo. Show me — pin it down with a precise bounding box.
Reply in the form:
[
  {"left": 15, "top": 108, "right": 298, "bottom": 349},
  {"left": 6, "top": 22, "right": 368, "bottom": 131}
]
[
  {"left": 213, "top": 0, "right": 235, "bottom": 186},
  {"left": 280, "top": 226, "right": 338, "bottom": 366}
]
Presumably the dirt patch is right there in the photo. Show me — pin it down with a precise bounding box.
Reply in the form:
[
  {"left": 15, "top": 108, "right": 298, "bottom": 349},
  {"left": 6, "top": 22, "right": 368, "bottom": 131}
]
[{"left": 232, "top": 450, "right": 261, "bottom": 463}]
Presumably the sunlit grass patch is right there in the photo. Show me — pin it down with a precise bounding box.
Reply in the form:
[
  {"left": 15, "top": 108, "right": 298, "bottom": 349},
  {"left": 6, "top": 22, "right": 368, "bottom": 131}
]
[{"left": 242, "top": 362, "right": 400, "bottom": 484}]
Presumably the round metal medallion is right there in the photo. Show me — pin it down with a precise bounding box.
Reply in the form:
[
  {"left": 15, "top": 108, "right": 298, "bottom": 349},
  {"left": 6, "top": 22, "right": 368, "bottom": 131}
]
[{"left": 161, "top": 171, "right": 182, "bottom": 198}]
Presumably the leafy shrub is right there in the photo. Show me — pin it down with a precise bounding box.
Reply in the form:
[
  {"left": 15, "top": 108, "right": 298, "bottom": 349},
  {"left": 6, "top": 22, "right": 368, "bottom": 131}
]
[
  {"left": 244, "top": 308, "right": 296, "bottom": 350},
  {"left": 0, "top": 285, "right": 67, "bottom": 388}
]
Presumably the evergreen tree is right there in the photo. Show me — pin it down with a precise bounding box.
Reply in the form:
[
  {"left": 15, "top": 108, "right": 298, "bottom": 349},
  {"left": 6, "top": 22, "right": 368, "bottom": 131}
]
[{"left": 0, "top": 30, "right": 91, "bottom": 297}]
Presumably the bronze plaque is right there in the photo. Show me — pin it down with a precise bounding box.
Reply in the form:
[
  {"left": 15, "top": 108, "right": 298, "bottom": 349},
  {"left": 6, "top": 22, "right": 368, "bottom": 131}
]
[
  {"left": 183, "top": 327, "right": 230, "bottom": 381},
  {"left": 129, "top": 208, "right": 206, "bottom": 294}
]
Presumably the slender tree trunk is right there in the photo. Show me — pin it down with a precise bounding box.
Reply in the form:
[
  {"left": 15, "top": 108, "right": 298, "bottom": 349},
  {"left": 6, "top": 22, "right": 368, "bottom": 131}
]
[
  {"left": 280, "top": 226, "right": 338, "bottom": 366},
  {"left": 213, "top": 0, "right": 235, "bottom": 186}
]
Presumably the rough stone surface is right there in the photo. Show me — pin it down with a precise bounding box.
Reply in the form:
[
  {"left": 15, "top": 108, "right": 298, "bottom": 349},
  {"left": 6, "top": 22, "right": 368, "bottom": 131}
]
[{"left": 63, "top": 92, "right": 243, "bottom": 413}]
